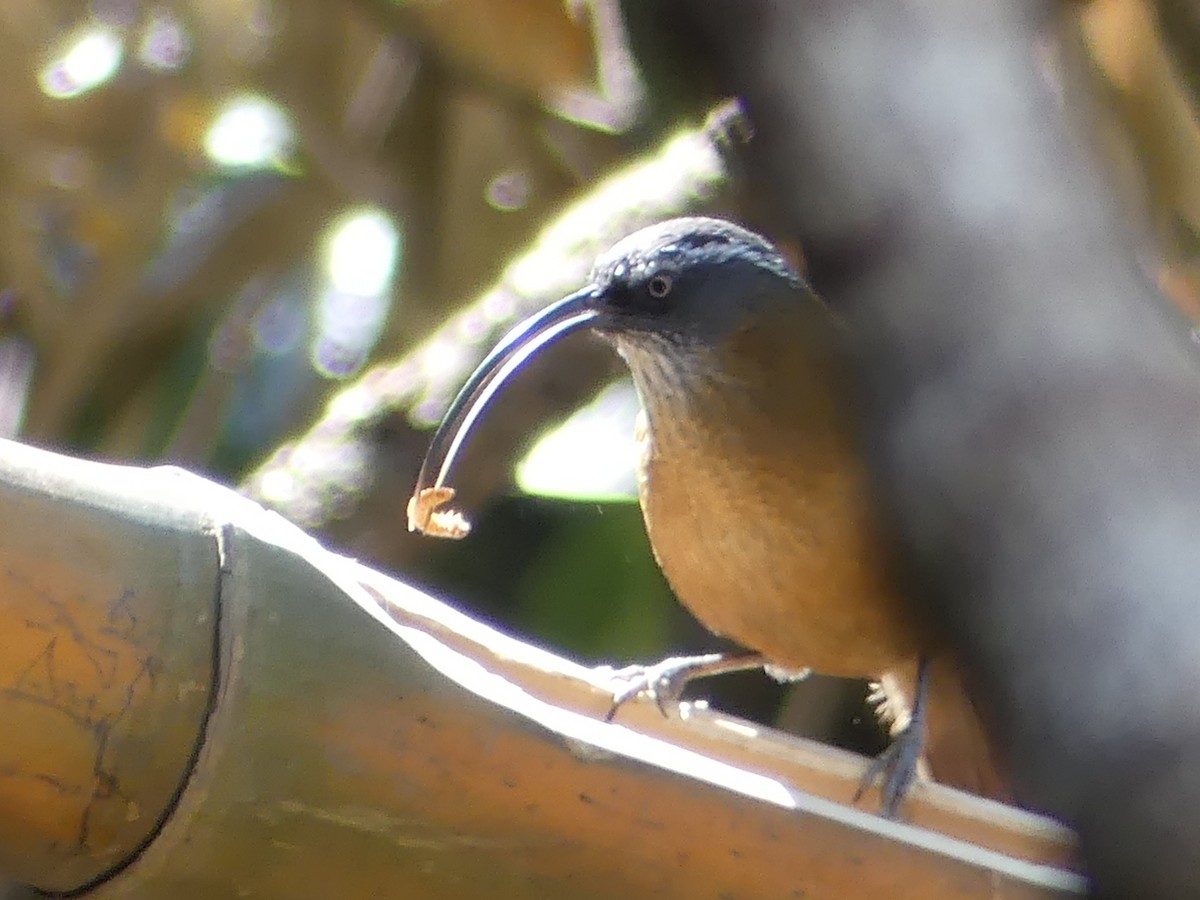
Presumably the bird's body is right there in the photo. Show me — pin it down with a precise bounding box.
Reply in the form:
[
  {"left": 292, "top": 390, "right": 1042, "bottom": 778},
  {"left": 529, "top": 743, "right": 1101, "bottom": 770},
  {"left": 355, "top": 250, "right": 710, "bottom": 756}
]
[
  {"left": 623, "top": 311, "right": 919, "bottom": 677},
  {"left": 410, "top": 216, "right": 1006, "bottom": 809}
]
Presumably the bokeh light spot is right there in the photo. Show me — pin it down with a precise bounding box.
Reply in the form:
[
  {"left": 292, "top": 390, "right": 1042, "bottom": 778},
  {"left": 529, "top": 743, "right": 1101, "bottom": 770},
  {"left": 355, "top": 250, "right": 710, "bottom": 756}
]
[
  {"left": 204, "top": 94, "right": 293, "bottom": 170},
  {"left": 310, "top": 208, "right": 401, "bottom": 378},
  {"left": 486, "top": 169, "right": 531, "bottom": 212},
  {"left": 138, "top": 11, "right": 190, "bottom": 71},
  {"left": 516, "top": 379, "right": 641, "bottom": 501},
  {"left": 40, "top": 26, "right": 124, "bottom": 99},
  {"left": 323, "top": 208, "right": 400, "bottom": 297}
]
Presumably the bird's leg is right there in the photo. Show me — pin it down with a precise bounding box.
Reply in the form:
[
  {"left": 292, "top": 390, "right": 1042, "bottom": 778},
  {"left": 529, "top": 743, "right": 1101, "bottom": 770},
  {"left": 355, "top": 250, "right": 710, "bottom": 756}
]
[
  {"left": 854, "top": 656, "right": 931, "bottom": 817},
  {"left": 598, "top": 651, "right": 775, "bottom": 721}
]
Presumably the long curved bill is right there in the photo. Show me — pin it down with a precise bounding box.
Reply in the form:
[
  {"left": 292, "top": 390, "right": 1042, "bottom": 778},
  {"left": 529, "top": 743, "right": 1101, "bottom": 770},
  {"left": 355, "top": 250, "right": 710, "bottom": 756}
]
[{"left": 407, "top": 285, "right": 600, "bottom": 538}]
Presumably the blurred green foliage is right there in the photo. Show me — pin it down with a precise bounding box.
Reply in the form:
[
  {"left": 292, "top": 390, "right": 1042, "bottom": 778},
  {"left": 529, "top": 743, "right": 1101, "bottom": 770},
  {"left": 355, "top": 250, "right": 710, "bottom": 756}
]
[{"left": 514, "top": 502, "right": 674, "bottom": 660}]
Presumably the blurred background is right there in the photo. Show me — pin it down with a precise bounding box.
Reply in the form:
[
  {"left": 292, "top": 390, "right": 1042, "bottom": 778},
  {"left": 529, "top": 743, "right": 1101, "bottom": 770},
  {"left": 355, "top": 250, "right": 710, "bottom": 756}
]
[{"left": 5, "top": 0, "right": 1200, "bottom": 758}]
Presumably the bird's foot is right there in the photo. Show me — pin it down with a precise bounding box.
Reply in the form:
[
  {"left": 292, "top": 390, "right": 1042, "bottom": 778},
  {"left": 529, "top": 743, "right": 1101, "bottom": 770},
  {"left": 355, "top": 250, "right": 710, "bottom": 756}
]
[
  {"left": 853, "top": 721, "right": 925, "bottom": 817},
  {"left": 599, "top": 653, "right": 724, "bottom": 720},
  {"left": 854, "top": 656, "right": 932, "bottom": 817},
  {"left": 596, "top": 651, "right": 765, "bottom": 722}
]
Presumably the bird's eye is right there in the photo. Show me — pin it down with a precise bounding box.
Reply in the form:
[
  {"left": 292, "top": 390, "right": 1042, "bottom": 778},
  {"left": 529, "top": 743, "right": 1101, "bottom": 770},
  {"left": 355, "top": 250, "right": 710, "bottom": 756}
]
[{"left": 647, "top": 274, "right": 673, "bottom": 299}]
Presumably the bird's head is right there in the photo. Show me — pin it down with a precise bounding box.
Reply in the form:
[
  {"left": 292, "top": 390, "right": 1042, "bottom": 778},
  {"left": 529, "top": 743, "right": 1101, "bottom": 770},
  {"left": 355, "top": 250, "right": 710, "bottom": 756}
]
[
  {"left": 585, "top": 217, "right": 804, "bottom": 352},
  {"left": 407, "top": 217, "right": 811, "bottom": 536}
]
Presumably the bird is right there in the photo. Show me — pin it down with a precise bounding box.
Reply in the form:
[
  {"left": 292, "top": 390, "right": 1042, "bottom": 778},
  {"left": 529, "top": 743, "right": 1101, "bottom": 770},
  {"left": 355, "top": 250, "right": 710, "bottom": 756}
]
[{"left": 408, "top": 216, "right": 1005, "bottom": 813}]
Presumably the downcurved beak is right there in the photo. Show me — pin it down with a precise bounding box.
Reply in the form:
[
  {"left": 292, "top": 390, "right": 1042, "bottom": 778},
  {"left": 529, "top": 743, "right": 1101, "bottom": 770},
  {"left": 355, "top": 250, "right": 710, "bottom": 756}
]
[{"left": 408, "top": 286, "right": 600, "bottom": 535}]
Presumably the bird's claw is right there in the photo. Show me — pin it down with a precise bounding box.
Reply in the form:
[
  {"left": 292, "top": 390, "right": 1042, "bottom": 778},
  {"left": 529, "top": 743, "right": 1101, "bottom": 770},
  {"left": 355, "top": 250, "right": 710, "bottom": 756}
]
[
  {"left": 853, "top": 722, "right": 924, "bottom": 817},
  {"left": 597, "top": 653, "right": 728, "bottom": 722}
]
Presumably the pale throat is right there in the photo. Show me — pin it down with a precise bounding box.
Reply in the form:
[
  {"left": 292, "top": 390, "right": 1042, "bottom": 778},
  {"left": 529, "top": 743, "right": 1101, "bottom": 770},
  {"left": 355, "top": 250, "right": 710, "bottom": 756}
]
[{"left": 612, "top": 323, "right": 848, "bottom": 464}]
